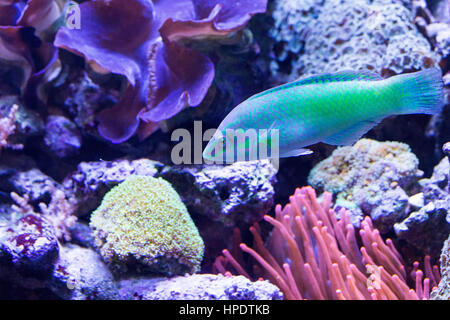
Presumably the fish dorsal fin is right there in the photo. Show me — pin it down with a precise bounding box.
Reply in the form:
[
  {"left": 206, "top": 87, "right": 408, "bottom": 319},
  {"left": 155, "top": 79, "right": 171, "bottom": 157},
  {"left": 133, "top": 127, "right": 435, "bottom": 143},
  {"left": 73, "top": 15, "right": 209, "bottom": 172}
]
[
  {"left": 297, "top": 70, "right": 382, "bottom": 85},
  {"left": 323, "top": 117, "right": 383, "bottom": 146},
  {"left": 250, "top": 70, "right": 382, "bottom": 101}
]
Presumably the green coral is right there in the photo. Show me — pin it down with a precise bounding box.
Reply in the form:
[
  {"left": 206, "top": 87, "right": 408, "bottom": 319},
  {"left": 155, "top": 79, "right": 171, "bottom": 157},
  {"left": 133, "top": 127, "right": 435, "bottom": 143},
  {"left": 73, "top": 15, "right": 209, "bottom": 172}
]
[{"left": 90, "top": 175, "right": 204, "bottom": 275}]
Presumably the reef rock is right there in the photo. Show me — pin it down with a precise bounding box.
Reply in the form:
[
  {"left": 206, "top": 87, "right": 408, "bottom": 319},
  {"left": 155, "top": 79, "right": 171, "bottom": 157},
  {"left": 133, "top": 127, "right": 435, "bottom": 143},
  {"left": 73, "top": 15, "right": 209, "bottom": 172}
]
[
  {"left": 308, "top": 139, "right": 422, "bottom": 231},
  {"left": 63, "top": 158, "right": 163, "bottom": 216},
  {"left": 44, "top": 115, "right": 82, "bottom": 158},
  {"left": 118, "top": 274, "right": 283, "bottom": 300},
  {"left": 426, "top": 0, "right": 450, "bottom": 59},
  {"left": 68, "top": 221, "right": 95, "bottom": 249},
  {"left": 48, "top": 245, "right": 119, "bottom": 300},
  {"left": 0, "top": 213, "right": 59, "bottom": 276},
  {"left": 0, "top": 153, "right": 64, "bottom": 206},
  {"left": 270, "top": 0, "right": 439, "bottom": 81},
  {"left": 394, "top": 156, "right": 450, "bottom": 256},
  {"left": 48, "top": 68, "right": 120, "bottom": 133},
  {"left": 426, "top": 22, "right": 450, "bottom": 58},
  {"left": 160, "top": 160, "right": 278, "bottom": 226}
]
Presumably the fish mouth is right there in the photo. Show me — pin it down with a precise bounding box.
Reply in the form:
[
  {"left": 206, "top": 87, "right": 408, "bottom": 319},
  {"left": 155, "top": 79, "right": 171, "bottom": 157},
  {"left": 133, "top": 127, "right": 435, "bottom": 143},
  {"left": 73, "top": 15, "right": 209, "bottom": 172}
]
[
  {"left": 203, "top": 132, "right": 226, "bottom": 162},
  {"left": 202, "top": 142, "right": 214, "bottom": 161},
  {"left": 202, "top": 138, "right": 221, "bottom": 161}
]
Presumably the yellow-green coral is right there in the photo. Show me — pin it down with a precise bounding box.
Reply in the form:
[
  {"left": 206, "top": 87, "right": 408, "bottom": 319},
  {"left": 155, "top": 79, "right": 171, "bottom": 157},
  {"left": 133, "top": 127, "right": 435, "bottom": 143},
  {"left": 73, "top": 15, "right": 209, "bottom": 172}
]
[{"left": 89, "top": 175, "right": 204, "bottom": 275}]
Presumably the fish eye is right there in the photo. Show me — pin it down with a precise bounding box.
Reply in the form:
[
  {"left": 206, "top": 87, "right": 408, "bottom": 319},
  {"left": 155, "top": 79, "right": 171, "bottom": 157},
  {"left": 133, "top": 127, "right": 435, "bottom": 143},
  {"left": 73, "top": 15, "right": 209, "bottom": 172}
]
[{"left": 203, "top": 133, "right": 227, "bottom": 161}]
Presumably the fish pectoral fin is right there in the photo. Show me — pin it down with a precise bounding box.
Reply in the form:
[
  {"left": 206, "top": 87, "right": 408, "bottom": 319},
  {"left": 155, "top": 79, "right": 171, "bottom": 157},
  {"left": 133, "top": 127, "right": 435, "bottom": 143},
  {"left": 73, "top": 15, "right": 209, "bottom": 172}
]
[
  {"left": 279, "top": 148, "right": 313, "bottom": 158},
  {"left": 323, "top": 118, "right": 383, "bottom": 146},
  {"left": 267, "top": 119, "right": 280, "bottom": 132}
]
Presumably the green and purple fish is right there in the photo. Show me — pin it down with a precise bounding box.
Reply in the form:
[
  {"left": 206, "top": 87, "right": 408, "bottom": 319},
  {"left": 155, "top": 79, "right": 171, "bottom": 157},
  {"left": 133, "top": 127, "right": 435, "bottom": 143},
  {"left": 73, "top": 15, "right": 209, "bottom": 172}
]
[{"left": 203, "top": 68, "right": 444, "bottom": 163}]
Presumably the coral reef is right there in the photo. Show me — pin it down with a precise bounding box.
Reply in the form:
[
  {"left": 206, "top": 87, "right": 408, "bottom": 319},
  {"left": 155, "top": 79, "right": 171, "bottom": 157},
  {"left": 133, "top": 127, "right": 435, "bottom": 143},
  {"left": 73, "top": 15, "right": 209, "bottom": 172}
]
[
  {"left": 89, "top": 175, "right": 204, "bottom": 275},
  {"left": 0, "top": 0, "right": 447, "bottom": 302},
  {"left": 308, "top": 139, "right": 422, "bottom": 231},
  {"left": 63, "top": 158, "right": 277, "bottom": 272},
  {"left": 118, "top": 274, "right": 283, "bottom": 300},
  {"left": 270, "top": 0, "right": 439, "bottom": 81},
  {"left": 215, "top": 186, "right": 440, "bottom": 300}
]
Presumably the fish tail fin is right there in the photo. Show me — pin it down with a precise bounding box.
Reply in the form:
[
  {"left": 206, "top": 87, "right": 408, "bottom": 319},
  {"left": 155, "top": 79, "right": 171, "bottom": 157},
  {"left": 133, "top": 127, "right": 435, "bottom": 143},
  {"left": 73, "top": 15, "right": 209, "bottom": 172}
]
[{"left": 395, "top": 67, "right": 444, "bottom": 115}]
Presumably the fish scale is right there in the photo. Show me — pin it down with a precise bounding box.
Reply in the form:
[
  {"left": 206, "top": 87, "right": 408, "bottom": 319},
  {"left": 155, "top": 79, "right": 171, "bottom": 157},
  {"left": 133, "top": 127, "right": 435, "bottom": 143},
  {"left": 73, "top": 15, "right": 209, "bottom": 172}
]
[{"left": 203, "top": 68, "right": 444, "bottom": 163}]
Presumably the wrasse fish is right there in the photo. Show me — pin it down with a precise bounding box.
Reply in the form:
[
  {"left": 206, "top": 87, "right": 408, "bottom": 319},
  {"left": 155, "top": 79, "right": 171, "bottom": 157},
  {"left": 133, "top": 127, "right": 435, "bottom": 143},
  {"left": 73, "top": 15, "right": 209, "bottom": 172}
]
[{"left": 203, "top": 68, "right": 444, "bottom": 163}]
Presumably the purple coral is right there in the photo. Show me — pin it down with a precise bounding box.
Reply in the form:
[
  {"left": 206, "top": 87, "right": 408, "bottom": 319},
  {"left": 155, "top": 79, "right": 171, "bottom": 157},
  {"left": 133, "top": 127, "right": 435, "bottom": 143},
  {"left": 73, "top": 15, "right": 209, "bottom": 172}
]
[
  {"left": 0, "top": 0, "right": 23, "bottom": 26},
  {"left": 0, "top": 26, "right": 34, "bottom": 92},
  {"left": 0, "top": 0, "right": 60, "bottom": 103},
  {"left": 54, "top": 0, "right": 267, "bottom": 143},
  {"left": 16, "top": 0, "right": 65, "bottom": 36},
  {"left": 159, "top": 0, "right": 268, "bottom": 41}
]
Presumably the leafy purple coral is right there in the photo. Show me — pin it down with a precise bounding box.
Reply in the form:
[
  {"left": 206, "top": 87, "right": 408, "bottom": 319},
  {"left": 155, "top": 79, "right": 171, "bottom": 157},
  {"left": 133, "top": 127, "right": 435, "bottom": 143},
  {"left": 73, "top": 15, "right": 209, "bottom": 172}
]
[
  {"left": 0, "top": 26, "right": 34, "bottom": 92},
  {"left": 0, "top": 0, "right": 61, "bottom": 101},
  {"left": 16, "top": 0, "right": 66, "bottom": 38},
  {"left": 54, "top": 0, "right": 267, "bottom": 143},
  {"left": 0, "top": 0, "right": 23, "bottom": 26},
  {"left": 55, "top": 0, "right": 153, "bottom": 86},
  {"left": 159, "top": 0, "right": 268, "bottom": 41},
  {"left": 140, "top": 39, "right": 215, "bottom": 123}
]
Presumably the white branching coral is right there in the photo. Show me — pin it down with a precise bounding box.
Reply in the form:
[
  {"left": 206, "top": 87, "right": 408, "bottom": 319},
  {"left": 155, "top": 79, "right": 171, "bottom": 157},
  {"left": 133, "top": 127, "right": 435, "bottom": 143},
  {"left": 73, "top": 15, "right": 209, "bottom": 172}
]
[
  {"left": 0, "top": 104, "right": 23, "bottom": 151},
  {"left": 39, "top": 189, "right": 77, "bottom": 241},
  {"left": 10, "top": 192, "right": 34, "bottom": 216},
  {"left": 10, "top": 187, "right": 77, "bottom": 241}
]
